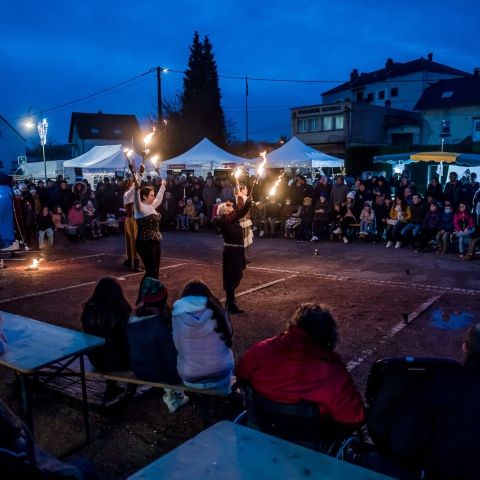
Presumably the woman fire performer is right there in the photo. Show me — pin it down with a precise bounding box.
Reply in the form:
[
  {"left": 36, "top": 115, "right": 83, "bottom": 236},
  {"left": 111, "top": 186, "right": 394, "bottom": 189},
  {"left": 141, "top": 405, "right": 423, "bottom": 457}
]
[{"left": 217, "top": 186, "right": 252, "bottom": 314}]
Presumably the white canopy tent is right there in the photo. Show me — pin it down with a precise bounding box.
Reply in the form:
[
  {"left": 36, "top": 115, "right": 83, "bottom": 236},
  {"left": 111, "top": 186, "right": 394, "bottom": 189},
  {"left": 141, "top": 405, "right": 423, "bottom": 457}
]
[
  {"left": 161, "top": 138, "right": 246, "bottom": 174},
  {"left": 265, "top": 137, "right": 344, "bottom": 169},
  {"left": 63, "top": 144, "right": 141, "bottom": 170}
]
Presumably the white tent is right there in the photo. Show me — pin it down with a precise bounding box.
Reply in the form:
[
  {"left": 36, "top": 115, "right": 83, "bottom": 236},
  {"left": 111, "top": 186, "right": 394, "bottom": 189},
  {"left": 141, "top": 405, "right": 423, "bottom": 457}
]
[
  {"left": 265, "top": 137, "right": 344, "bottom": 168},
  {"left": 63, "top": 144, "right": 141, "bottom": 170},
  {"left": 161, "top": 138, "right": 246, "bottom": 171}
]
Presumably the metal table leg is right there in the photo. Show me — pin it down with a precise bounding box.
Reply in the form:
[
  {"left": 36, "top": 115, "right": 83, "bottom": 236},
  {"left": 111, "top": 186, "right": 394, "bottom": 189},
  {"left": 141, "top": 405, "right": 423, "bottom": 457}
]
[{"left": 79, "top": 354, "right": 91, "bottom": 442}]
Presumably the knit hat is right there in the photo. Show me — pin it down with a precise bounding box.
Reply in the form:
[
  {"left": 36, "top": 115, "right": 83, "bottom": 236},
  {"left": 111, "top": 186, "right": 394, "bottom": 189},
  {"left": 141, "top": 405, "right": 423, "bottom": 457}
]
[
  {"left": 138, "top": 277, "right": 168, "bottom": 305},
  {"left": 347, "top": 191, "right": 356, "bottom": 199}
]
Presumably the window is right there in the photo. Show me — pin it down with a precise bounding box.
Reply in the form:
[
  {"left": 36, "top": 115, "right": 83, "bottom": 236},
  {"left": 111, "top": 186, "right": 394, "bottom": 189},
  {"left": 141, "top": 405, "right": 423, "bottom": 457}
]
[
  {"left": 323, "top": 116, "right": 333, "bottom": 131},
  {"left": 441, "top": 91, "right": 454, "bottom": 98},
  {"left": 308, "top": 118, "right": 318, "bottom": 132},
  {"left": 334, "top": 114, "right": 344, "bottom": 130},
  {"left": 378, "top": 90, "right": 385, "bottom": 100},
  {"left": 90, "top": 128, "right": 100, "bottom": 135},
  {"left": 113, "top": 128, "right": 123, "bottom": 135},
  {"left": 366, "top": 93, "right": 374, "bottom": 103},
  {"left": 356, "top": 91, "right": 364, "bottom": 102},
  {"left": 390, "top": 87, "right": 399, "bottom": 97},
  {"left": 297, "top": 118, "right": 308, "bottom": 133}
]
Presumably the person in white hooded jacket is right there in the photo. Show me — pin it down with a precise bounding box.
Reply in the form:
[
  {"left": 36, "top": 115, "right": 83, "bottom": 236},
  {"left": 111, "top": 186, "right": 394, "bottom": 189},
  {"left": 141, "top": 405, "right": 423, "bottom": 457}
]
[{"left": 172, "top": 280, "right": 234, "bottom": 394}]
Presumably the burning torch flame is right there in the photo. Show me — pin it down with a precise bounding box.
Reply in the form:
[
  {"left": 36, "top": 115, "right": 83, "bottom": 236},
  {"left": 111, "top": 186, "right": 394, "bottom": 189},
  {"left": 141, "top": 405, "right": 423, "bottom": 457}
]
[
  {"left": 150, "top": 155, "right": 160, "bottom": 167},
  {"left": 143, "top": 128, "right": 156, "bottom": 148},
  {"left": 257, "top": 151, "right": 267, "bottom": 178}
]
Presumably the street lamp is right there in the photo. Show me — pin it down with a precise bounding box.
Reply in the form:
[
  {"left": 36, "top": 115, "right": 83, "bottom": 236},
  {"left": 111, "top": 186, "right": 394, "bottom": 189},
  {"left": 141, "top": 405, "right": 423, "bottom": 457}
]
[{"left": 23, "top": 108, "right": 48, "bottom": 180}]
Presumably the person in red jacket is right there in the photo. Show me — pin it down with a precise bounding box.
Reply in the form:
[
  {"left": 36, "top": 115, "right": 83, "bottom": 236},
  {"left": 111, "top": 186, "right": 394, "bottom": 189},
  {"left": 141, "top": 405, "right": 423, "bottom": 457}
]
[
  {"left": 453, "top": 202, "right": 475, "bottom": 257},
  {"left": 236, "top": 303, "right": 365, "bottom": 431}
]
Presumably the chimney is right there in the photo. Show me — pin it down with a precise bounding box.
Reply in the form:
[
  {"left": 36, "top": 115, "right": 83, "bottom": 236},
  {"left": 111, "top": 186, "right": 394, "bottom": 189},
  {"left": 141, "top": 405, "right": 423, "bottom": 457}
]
[
  {"left": 474, "top": 68, "right": 480, "bottom": 78},
  {"left": 385, "top": 58, "right": 394, "bottom": 69},
  {"left": 350, "top": 68, "right": 359, "bottom": 81},
  {"left": 427, "top": 53, "right": 433, "bottom": 62}
]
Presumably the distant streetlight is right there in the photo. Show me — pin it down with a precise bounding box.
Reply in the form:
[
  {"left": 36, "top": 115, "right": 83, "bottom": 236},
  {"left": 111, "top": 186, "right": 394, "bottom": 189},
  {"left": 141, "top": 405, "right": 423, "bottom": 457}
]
[{"left": 23, "top": 108, "right": 48, "bottom": 180}]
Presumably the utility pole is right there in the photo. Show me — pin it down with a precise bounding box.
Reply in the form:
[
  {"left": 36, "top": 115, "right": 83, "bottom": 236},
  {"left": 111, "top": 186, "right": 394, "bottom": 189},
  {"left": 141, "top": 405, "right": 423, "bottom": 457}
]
[{"left": 156, "top": 66, "right": 163, "bottom": 126}]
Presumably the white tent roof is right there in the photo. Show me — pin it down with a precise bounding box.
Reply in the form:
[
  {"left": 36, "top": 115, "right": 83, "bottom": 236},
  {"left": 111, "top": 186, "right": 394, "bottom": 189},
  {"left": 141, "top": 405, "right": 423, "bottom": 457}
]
[
  {"left": 161, "top": 138, "right": 246, "bottom": 168},
  {"left": 64, "top": 144, "right": 140, "bottom": 169},
  {"left": 266, "top": 137, "right": 344, "bottom": 168}
]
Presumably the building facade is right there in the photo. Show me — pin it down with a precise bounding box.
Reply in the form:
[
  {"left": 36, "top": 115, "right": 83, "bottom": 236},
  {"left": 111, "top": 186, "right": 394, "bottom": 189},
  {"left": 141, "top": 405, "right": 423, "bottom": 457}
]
[{"left": 68, "top": 111, "right": 141, "bottom": 157}]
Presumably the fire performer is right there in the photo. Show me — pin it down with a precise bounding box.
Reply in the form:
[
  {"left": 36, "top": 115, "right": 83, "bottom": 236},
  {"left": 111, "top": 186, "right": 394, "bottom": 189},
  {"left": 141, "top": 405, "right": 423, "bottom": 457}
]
[
  {"left": 217, "top": 186, "right": 251, "bottom": 314},
  {"left": 122, "top": 179, "right": 142, "bottom": 272}
]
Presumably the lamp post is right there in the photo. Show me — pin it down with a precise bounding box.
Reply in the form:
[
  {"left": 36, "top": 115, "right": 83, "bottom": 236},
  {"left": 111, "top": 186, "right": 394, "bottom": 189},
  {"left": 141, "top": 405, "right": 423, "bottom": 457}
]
[{"left": 24, "top": 108, "right": 48, "bottom": 180}]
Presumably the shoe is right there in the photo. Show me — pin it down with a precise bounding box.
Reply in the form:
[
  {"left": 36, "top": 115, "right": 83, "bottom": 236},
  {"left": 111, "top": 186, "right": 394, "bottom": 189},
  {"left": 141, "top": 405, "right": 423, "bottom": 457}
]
[
  {"left": 228, "top": 304, "right": 244, "bottom": 314},
  {"left": 259, "top": 230, "right": 265, "bottom": 238},
  {"left": 0, "top": 240, "right": 20, "bottom": 252},
  {"left": 386, "top": 241, "right": 393, "bottom": 248},
  {"left": 163, "top": 392, "right": 189, "bottom": 413},
  {"left": 310, "top": 235, "right": 319, "bottom": 242},
  {"left": 333, "top": 228, "right": 341, "bottom": 235},
  {"left": 343, "top": 237, "right": 349, "bottom": 244},
  {"left": 395, "top": 241, "right": 401, "bottom": 249}
]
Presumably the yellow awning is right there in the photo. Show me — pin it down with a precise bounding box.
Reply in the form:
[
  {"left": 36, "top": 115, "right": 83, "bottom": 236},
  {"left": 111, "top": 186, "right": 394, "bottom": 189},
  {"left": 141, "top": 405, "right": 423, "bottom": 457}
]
[{"left": 410, "top": 152, "right": 458, "bottom": 163}]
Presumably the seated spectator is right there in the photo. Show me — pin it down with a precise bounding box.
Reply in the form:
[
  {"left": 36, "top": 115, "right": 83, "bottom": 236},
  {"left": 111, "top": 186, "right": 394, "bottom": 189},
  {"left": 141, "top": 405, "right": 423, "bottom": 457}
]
[
  {"left": 311, "top": 194, "right": 331, "bottom": 241},
  {"left": 0, "top": 398, "right": 98, "bottom": 479},
  {"left": 192, "top": 195, "right": 206, "bottom": 227},
  {"left": 401, "top": 193, "right": 427, "bottom": 244},
  {"left": 417, "top": 202, "right": 441, "bottom": 252},
  {"left": 373, "top": 195, "right": 391, "bottom": 242},
  {"left": 172, "top": 280, "right": 234, "bottom": 394},
  {"left": 261, "top": 198, "right": 282, "bottom": 238},
  {"left": 81, "top": 278, "right": 131, "bottom": 403},
  {"left": 210, "top": 197, "right": 222, "bottom": 220},
  {"left": 359, "top": 203, "right": 375, "bottom": 238},
  {"left": 463, "top": 228, "right": 480, "bottom": 260},
  {"left": 340, "top": 195, "right": 357, "bottom": 244},
  {"left": 183, "top": 198, "right": 198, "bottom": 230},
  {"left": 175, "top": 199, "right": 187, "bottom": 230},
  {"left": 127, "top": 277, "right": 187, "bottom": 412},
  {"left": 454, "top": 202, "right": 475, "bottom": 258},
  {"left": 435, "top": 200, "right": 454, "bottom": 255},
  {"left": 279, "top": 198, "right": 295, "bottom": 237},
  {"left": 67, "top": 200, "right": 85, "bottom": 240},
  {"left": 83, "top": 201, "right": 101, "bottom": 239},
  {"left": 36, "top": 206, "right": 55, "bottom": 250},
  {"left": 236, "top": 304, "right": 365, "bottom": 436},
  {"left": 385, "top": 197, "right": 411, "bottom": 249}
]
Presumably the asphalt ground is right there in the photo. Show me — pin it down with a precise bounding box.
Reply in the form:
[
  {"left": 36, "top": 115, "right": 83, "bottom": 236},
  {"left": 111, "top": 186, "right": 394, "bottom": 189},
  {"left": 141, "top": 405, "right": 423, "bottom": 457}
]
[{"left": 0, "top": 231, "right": 478, "bottom": 478}]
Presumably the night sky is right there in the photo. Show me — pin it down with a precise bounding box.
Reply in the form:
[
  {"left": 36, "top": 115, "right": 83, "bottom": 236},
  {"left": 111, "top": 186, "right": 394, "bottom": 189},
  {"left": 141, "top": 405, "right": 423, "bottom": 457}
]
[{"left": 2, "top": 0, "right": 478, "bottom": 147}]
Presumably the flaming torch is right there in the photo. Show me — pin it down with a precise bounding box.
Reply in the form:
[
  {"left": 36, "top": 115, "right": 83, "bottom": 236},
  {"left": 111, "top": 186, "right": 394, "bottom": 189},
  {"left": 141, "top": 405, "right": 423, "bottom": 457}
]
[
  {"left": 26, "top": 258, "right": 41, "bottom": 271},
  {"left": 269, "top": 174, "right": 283, "bottom": 197},
  {"left": 249, "top": 151, "right": 267, "bottom": 197},
  {"left": 233, "top": 166, "right": 243, "bottom": 191}
]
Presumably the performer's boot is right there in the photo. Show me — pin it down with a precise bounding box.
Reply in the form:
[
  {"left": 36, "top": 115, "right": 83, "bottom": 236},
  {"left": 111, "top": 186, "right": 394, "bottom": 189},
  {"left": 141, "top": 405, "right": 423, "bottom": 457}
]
[
  {"left": 226, "top": 290, "right": 244, "bottom": 314},
  {"left": 133, "top": 258, "right": 143, "bottom": 272}
]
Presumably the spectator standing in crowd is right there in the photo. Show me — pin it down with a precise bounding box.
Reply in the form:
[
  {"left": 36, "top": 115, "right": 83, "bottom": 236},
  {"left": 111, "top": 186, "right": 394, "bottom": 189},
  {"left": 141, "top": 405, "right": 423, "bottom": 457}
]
[
  {"left": 52, "top": 206, "right": 67, "bottom": 233},
  {"left": 23, "top": 200, "right": 36, "bottom": 247},
  {"left": 160, "top": 190, "right": 177, "bottom": 229},
  {"left": 81, "top": 277, "right": 131, "bottom": 401},
  {"left": 443, "top": 171, "right": 462, "bottom": 208},
  {"left": 83, "top": 201, "right": 102, "bottom": 239},
  {"left": 133, "top": 178, "right": 166, "bottom": 281},
  {"left": 217, "top": 186, "right": 251, "bottom": 314},
  {"left": 128, "top": 277, "right": 187, "bottom": 412},
  {"left": 172, "top": 280, "right": 234, "bottom": 394},
  {"left": 72, "top": 181, "right": 87, "bottom": 206},
  {"left": 426, "top": 177, "right": 443, "bottom": 202},
  {"left": 58, "top": 181, "right": 73, "bottom": 215},
  {"left": 220, "top": 179, "right": 235, "bottom": 202},
  {"left": 330, "top": 175, "right": 349, "bottom": 206},
  {"left": 311, "top": 193, "right": 331, "bottom": 241},
  {"left": 202, "top": 177, "right": 219, "bottom": 221},
  {"left": 36, "top": 206, "right": 55, "bottom": 250},
  {"left": 313, "top": 175, "right": 331, "bottom": 202},
  {"left": 454, "top": 202, "right": 475, "bottom": 258},
  {"left": 122, "top": 181, "right": 141, "bottom": 272},
  {"left": 236, "top": 304, "right": 365, "bottom": 436}
]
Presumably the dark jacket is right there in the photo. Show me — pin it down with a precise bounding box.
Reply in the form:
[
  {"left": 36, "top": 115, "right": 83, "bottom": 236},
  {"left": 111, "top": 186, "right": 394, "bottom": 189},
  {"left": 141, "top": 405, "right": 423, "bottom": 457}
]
[
  {"left": 218, "top": 198, "right": 251, "bottom": 246},
  {"left": 422, "top": 210, "right": 441, "bottom": 230},
  {"left": 443, "top": 181, "right": 462, "bottom": 206},
  {"left": 409, "top": 201, "right": 428, "bottom": 224},
  {"left": 438, "top": 210, "right": 454, "bottom": 231},
  {"left": 313, "top": 200, "right": 332, "bottom": 221},
  {"left": 81, "top": 304, "right": 130, "bottom": 372},
  {"left": 36, "top": 213, "right": 55, "bottom": 231},
  {"left": 127, "top": 309, "right": 181, "bottom": 384}
]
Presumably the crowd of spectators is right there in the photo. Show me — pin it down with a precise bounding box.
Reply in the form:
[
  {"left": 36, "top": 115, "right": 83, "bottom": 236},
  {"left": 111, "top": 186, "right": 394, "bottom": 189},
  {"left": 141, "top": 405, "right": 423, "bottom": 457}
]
[{"left": 9, "top": 169, "right": 480, "bottom": 259}]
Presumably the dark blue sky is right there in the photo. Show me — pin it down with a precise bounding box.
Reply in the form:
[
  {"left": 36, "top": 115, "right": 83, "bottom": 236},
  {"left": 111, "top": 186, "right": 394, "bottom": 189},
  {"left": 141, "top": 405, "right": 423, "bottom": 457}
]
[{"left": 2, "top": 0, "right": 478, "bottom": 146}]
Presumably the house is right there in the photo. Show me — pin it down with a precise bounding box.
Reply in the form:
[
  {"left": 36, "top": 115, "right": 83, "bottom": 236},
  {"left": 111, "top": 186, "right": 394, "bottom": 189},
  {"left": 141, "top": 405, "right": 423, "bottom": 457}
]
[
  {"left": 68, "top": 111, "right": 141, "bottom": 157},
  {"left": 414, "top": 72, "right": 480, "bottom": 146},
  {"left": 0, "top": 115, "right": 27, "bottom": 174},
  {"left": 322, "top": 54, "right": 470, "bottom": 111},
  {"left": 291, "top": 54, "right": 472, "bottom": 156}
]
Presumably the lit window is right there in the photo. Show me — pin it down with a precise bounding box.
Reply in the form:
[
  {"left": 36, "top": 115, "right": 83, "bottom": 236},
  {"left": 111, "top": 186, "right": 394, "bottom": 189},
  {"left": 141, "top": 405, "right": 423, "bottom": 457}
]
[
  {"left": 323, "top": 116, "right": 333, "bottom": 131},
  {"left": 334, "top": 115, "right": 344, "bottom": 130},
  {"left": 308, "top": 118, "right": 318, "bottom": 132},
  {"left": 441, "top": 91, "right": 454, "bottom": 98}
]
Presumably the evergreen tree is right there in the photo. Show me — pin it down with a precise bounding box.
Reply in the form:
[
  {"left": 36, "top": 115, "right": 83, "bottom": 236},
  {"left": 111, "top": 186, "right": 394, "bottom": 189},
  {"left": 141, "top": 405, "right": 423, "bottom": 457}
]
[{"left": 179, "top": 32, "right": 227, "bottom": 149}]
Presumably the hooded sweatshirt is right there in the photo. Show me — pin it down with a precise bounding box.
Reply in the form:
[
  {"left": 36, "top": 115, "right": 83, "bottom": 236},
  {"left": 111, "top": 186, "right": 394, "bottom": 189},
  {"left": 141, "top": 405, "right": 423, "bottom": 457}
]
[{"left": 172, "top": 296, "right": 233, "bottom": 382}]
